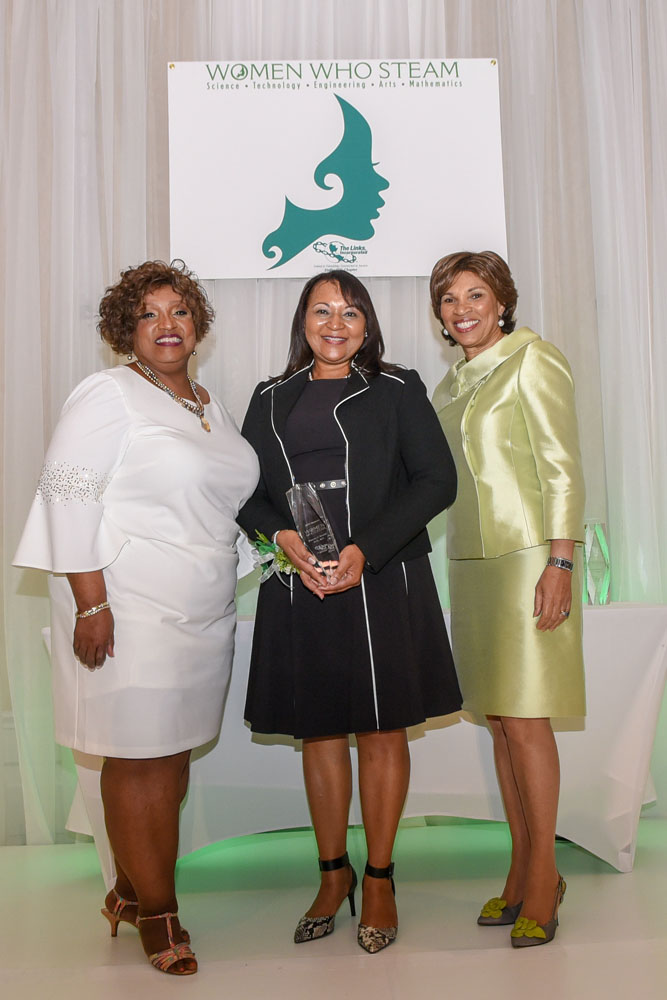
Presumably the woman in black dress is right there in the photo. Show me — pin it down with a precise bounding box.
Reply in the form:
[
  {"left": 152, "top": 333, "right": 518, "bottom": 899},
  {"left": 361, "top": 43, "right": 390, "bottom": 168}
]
[{"left": 238, "top": 270, "right": 461, "bottom": 953}]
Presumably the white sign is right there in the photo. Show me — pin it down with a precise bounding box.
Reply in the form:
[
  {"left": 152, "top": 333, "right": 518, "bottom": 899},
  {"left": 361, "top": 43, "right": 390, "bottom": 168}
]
[{"left": 168, "top": 59, "right": 507, "bottom": 278}]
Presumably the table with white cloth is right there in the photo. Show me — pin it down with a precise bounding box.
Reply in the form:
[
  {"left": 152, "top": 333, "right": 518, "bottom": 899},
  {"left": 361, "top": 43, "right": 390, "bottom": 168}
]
[{"left": 66, "top": 604, "right": 667, "bottom": 885}]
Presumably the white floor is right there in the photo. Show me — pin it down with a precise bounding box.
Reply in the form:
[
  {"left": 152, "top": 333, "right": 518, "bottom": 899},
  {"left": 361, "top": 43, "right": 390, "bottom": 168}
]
[{"left": 2, "top": 819, "right": 666, "bottom": 1000}]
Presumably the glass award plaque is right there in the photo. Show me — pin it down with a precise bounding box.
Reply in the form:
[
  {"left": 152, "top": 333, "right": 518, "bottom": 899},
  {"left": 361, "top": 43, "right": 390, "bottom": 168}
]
[
  {"left": 286, "top": 483, "right": 340, "bottom": 575},
  {"left": 583, "top": 520, "right": 611, "bottom": 605}
]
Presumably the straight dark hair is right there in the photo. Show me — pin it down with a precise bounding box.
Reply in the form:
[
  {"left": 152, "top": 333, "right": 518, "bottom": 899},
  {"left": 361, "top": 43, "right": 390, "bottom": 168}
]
[{"left": 280, "top": 269, "right": 402, "bottom": 379}]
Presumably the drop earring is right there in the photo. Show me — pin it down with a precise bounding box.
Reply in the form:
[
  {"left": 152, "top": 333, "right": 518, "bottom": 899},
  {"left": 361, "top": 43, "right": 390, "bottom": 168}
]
[
  {"left": 127, "top": 352, "right": 134, "bottom": 360},
  {"left": 191, "top": 348, "right": 197, "bottom": 356}
]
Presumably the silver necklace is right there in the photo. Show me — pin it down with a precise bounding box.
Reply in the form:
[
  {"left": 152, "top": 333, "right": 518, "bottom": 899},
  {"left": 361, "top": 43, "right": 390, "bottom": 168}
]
[
  {"left": 308, "top": 370, "right": 352, "bottom": 381},
  {"left": 135, "top": 361, "right": 211, "bottom": 432}
]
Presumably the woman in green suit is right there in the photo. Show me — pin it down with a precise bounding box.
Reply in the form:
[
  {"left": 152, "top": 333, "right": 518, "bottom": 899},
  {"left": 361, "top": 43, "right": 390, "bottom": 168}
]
[{"left": 430, "top": 251, "right": 586, "bottom": 948}]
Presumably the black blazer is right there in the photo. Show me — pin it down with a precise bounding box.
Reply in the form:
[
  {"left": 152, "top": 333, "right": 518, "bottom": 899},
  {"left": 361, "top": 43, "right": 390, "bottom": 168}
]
[{"left": 237, "top": 365, "right": 457, "bottom": 573}]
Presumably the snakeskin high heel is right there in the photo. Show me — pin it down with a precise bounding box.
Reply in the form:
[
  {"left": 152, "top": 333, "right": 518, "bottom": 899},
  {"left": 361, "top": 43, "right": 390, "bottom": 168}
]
[
  {"left": 477, "top": 896, "right": 523, "bottom": 926},
  {"left": 293, "top": 851, "right": 358, "bottom": 943},
  {"left": 136, "top": 911, "right": 197, "bottom": 974},
  {"left": 510, "top": 875, "right": 566, "bottom": 948},
  {"left": 357, "top": 861, "right": 398, "bottom": 954}
]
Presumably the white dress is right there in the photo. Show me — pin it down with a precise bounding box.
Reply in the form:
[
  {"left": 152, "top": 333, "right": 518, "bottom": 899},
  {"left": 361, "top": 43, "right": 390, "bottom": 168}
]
[{"left": 14, "top": 366, "right": 260, "bottom": 758}]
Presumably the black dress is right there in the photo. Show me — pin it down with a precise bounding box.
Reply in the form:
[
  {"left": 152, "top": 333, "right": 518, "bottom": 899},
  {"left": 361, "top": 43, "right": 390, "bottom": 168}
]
[{"left": 244, "top": 378, "right": 461, "bottom": 738}]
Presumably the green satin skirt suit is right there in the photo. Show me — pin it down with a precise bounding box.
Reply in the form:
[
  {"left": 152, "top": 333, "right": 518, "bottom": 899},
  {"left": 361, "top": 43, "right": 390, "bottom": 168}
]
[{"left": 433, "top": 328, "right": 586, "bottom": 719}]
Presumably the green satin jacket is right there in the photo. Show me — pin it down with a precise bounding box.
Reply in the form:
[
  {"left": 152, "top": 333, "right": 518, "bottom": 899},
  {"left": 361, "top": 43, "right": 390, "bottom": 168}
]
[{"left": 433, "top": 327, "right": 585, "bottom": 560}]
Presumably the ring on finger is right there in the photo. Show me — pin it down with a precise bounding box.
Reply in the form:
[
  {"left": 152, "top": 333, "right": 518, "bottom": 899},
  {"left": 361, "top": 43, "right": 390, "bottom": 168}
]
[{"left": 559, "top": 610, "right": 570, "bottom": 617}]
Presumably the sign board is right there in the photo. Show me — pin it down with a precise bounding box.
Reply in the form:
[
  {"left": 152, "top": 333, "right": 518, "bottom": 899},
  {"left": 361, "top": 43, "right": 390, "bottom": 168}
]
[{"left": 168, "top": 58, "right": 506, "bottom": 277}]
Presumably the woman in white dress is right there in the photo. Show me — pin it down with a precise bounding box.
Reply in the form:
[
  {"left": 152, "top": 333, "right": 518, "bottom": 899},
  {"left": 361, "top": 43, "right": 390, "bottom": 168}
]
[{"left": 14, "top": 261, "right": 259, "bottom": 975}]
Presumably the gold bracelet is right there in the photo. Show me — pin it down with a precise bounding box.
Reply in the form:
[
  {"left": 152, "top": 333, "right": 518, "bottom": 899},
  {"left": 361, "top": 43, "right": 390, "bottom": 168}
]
[{"left": 75, "top": 601, "right": 111, "bottom": 619}]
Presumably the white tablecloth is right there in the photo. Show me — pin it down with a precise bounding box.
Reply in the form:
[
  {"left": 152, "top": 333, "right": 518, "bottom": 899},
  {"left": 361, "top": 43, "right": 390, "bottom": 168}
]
[{"left": 67, "top": 604, "right": 667, "bottom": 885}]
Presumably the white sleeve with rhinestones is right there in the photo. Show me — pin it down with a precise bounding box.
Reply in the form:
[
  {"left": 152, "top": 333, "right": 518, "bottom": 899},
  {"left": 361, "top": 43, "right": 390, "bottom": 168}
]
[
  {"left": 36, "top": 462, "right": 111, "bottom": 506},
  {"left": 14, "top": 371, "right": 132, "bottom": 573}
]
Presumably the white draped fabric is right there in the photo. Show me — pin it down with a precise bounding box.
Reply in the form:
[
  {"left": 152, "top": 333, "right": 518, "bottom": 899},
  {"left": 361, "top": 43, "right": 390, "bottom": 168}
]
[
  {"left": 1, "top": 0, "right": 666, "bottom": 845},
  {"left": 70, "top": 606, "right": 667, "bottom": 885}
]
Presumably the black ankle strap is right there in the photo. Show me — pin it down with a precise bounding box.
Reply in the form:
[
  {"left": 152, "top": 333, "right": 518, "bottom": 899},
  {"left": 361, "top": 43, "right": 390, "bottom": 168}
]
[
  {"left": 365, "top": 861, "right": 394, "bottom": 879},
  {"left": 319, "top": 851, "right": 350, "bottom": 872}
]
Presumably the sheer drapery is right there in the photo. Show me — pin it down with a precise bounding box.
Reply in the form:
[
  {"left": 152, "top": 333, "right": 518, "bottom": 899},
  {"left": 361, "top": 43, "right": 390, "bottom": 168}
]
[{"left": 1, "top": 0, "right": 665, "bottom": 845}]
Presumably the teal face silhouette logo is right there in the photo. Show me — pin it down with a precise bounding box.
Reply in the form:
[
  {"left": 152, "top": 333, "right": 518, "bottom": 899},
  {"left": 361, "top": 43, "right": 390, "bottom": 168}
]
[{"left": 262, "top": 96, "right": 389, "bottom": 269}]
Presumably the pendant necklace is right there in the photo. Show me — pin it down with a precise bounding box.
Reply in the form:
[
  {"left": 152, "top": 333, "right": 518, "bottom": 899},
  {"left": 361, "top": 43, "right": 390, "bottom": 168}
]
[{"left": 135, "top": 360, "right": 211, "bottom": 432}]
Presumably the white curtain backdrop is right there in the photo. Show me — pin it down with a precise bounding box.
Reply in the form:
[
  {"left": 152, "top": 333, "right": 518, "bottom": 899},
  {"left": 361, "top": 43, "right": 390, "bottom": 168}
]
[{"left": 1, "top": 0, "right": 665, "bottom": 845}]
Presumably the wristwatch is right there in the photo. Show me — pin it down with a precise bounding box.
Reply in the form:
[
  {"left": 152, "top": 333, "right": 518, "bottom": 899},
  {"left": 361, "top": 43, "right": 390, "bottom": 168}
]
[{"left": 546, "top": 556, "right": 574, "bottom": 572}]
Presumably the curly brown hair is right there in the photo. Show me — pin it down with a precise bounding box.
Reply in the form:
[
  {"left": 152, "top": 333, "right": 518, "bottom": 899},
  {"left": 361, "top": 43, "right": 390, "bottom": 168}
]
[
  {"left": 429, "top": 251, "right": 518, "bottom": 343},
  {"left": 97, "top": 260, "right": 215, "bottom": 354}
]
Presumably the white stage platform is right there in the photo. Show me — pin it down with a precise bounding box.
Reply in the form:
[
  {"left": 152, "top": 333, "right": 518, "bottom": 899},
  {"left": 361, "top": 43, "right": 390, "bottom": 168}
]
[{"left": 1, "top": 819, "right": 666, "bottom": 1000}]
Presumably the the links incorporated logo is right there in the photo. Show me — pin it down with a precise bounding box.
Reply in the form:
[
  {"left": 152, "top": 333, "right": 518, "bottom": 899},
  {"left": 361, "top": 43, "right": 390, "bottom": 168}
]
[
  {"left": 262, "top": 96, "right": 389, "bottom": 270},
  {"left": 312, "top": 241, "right": 368, "bottom": 264}
]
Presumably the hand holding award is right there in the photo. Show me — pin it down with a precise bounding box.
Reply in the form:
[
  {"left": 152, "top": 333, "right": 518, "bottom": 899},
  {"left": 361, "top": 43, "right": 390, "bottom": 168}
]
[{"left": 286, "top": 483, "right": 340, "bottom": 581}]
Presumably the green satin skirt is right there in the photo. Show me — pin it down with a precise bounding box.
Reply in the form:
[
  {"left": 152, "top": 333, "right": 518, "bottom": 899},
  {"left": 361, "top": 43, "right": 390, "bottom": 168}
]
[{"left": 449, "top": 544, "right": 586, "bottom": 718}]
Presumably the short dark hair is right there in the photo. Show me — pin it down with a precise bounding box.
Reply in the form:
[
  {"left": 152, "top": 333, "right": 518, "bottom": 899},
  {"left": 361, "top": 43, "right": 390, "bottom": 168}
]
[
  {"left": 281, "top": 269, "right": 400, "bottom": 379},
  {"left": 97, "top": 259, "right": 214, "bottom": 354},
  {"left": 429, "top": 251, "right": 518, "bottom": 342}
]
